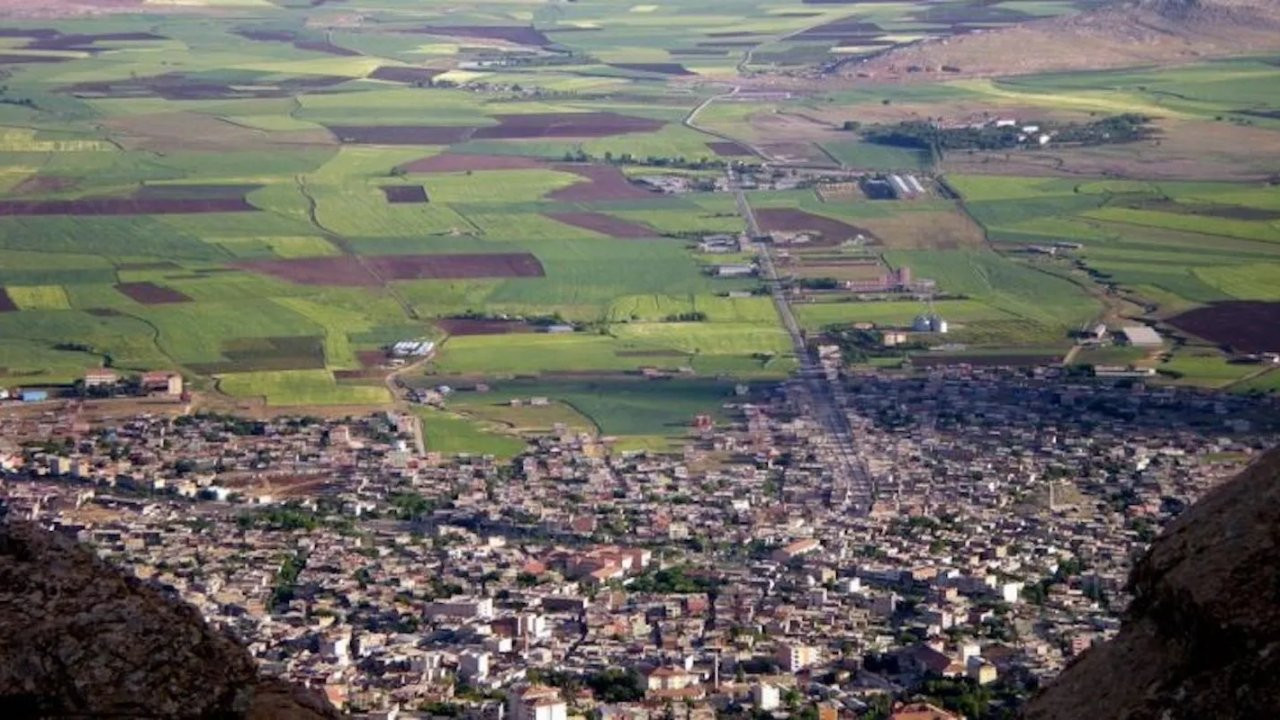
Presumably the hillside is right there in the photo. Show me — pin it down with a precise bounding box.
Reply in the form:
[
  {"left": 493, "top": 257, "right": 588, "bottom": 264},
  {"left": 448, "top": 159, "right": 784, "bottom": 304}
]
[
  {"left": 0, "top": 518, "right": 341, "bottom": 719},
  {"left": 1023, "top": 445, "right": 1280, "bottom": 719},
  {"left": 847, "top": 0, "right": 1280, "bottom": 79}
]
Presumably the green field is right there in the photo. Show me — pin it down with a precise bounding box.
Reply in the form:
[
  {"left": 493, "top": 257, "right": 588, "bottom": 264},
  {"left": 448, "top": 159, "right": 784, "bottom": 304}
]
[
  {"left": 218, "top": 370, "right": 392, "bottom": 406},
  {"left": 415, "top": 408, "right": 528, "bottom": 459},
  {"left": 0, "top": 0, "right": 1272, "bottom": 402},
  {"left": 444, "top": 378, "right": 741, "bottom": 439}
]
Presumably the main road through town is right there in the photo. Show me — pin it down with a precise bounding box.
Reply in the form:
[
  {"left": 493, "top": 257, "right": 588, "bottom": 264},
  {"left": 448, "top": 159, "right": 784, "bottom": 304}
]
[{"left": 730, "top": 170, "right": 876, "bottom": 514}]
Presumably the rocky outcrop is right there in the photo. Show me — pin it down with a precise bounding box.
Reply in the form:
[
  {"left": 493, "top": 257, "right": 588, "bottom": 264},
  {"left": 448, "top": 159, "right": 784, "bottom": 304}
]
[
  {"left": 0, "top": 518, "right": 341, "bottom": 719},
  {"left": 1024, "top": 446, "right": 1280, "bottom": 720}
]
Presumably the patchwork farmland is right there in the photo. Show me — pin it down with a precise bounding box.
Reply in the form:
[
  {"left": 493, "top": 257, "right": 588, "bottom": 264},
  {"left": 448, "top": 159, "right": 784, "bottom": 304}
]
[{"left": 0, "top": 0, "right": 1275, "bottom": 423}]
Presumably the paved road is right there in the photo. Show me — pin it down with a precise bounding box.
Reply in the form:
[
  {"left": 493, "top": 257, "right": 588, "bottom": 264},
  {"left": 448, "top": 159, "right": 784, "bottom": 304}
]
[{"left": 731, "top": 173, "right": 876, "bottom": 514}]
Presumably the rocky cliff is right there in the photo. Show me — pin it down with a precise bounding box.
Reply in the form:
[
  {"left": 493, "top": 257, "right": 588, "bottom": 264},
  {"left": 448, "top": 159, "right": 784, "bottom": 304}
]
[
  {"left": 1024, "top": 446, "right": 1280, "bottom": 720},
  {"left": 0, "top": 518, "right": 341, "bottom": 719}
]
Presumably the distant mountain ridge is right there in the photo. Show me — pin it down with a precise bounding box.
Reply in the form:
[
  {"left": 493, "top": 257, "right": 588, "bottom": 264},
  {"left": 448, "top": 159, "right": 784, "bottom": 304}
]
[{"left": 846, "top": 0, "right": 1280, "bottom": 79}]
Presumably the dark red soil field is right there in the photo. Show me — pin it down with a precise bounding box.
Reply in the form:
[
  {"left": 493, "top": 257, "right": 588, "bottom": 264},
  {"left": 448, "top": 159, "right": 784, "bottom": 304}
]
[
  {"left": 234, "top": 29, "right": 293, "bottom": 42},
  {"left": 294, "top": 39, "right": 359, "bottom": 57},
  {"left": 357, "top": 350, "right": 390, "bottom": 368},
  {"left": 381, "top": 185, "right": 429, "bottom": 204},
  {"left": 608, "top": 62, "right": 693, "bottom": 76},
  {"left": 911, "top": 354, "right": 1060, "bottom": 368},
  {"left": 437, "top": 318, "right": 532, "bottom": 335},
  {"left": 408, "top": 25, "right": 551, "bottom": 46},
  {"left": 367, "top": 253, "right": 544, "bottom": 280},
  {"left": 548, "top": 164, "right": 654, "bottom": 201},
  {"left": 0, "top": 195, "right": 256, "bottom": 216},
  {"left": 340, "top": 114, "right": 662, "bottom": 144},
  {"left": 239, "top": 253, "right": 545, "bottom": 286},
  {"left": 0, "top": 288, "right": 17, "bottom": 313},
  {"left": 755, "top": 208, "right": 873, "bottom": 245},
  {"left": 1167, "top": 301, "right": 1280, "bottom": 353},
  {"left": 327, "top": 125, "right": 475, "bottom": 145},
  {"left": 399, "top": 153, "right": 545, "bottom": 173},
  {"left": 708, "top": 141, "right": 752, "bottom": 156},
  {"left": 234, "top": 28, "right": 358, "bottom": 57},
  {"left": 67, "top": 72, "right": 347, "bottom": 100},
  {"left": 189, "top": 336, "right": 326, "bottom": 374},
  {"left": 472, "top": 112, "right": 664, "bottom": 139},
  {"left": 369, "top": 66, "right": 445, "bottom": 84},
  {"left": 545, "top": 211, "right": 656, "bottom": 238},
  {"left": 115, "top": 282, "right": 192, "bottom": 305},
  {"left": 0, "top": 30, "right": 165, "bottom": 55}
]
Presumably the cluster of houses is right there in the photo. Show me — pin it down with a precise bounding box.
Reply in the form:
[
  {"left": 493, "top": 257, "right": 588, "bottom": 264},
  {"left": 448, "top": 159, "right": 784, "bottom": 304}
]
[
  {"left": 2, "top": 370, "right": 184, "bottom": 405},
  {"left": 844, "top": 267, "right": 936, "bottom": 295},
  {"left": 1, "top": 365, "right": 1275, "bottom": 718}
]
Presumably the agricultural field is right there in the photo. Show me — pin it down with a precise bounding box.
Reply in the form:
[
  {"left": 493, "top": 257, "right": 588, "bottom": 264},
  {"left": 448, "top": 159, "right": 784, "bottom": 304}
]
[
  {"left": 427, "top": 377, "right": 744, "bottom": 451},
  {"left": 944, "top": 173, "right": 1280, "bottom": 384},
  {"left": 0, "top": 0, "right": 1274, "bottom": 406}
]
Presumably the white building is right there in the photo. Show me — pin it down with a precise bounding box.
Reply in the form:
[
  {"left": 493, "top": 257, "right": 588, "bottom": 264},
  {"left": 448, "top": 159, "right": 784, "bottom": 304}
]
[
  {"left": 460, "top": 649, "right": 490, "bottom": 681},
  {"left": 518, "top": 613, "right": 550, "bottom": 640},
  {"left": 508, "top": 684, "right": 568, "bottom": 720},
  {"left": 753, "top": 683, "right": 781, "bottom": 711},
  {"left": 1120, "top": 326, "right": 1163, "bottom": 347},
  {"left": 425, "top": 596, "right": 495, "bottom": 621},
  {"left": 775, "top": 642, "right": 820, "bottom": 672}
]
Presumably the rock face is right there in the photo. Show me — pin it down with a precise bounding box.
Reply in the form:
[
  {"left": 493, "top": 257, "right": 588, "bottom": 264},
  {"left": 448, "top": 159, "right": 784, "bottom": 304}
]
[
  {"left": 1024, "top": 447, "right": 1280, "bottom": 720},
  {"left": 0, "top": 518, "right": 341, "bottom": 719}
]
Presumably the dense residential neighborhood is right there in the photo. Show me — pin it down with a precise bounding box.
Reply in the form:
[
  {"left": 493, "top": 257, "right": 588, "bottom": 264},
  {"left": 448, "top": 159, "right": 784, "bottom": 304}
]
[{"left": 2, "top": 367, "right": 1275, "bottom": 719}]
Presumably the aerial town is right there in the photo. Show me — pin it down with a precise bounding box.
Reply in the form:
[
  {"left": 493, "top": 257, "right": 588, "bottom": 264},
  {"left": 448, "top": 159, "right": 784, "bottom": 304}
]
[{"left": 3, "top": 366, "right": 1275, "bottom": 720}]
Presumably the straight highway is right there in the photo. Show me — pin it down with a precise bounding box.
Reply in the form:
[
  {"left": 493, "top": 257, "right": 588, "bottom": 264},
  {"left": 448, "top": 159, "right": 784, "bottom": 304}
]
[{"left": 730, "top": 170, "right": 876, "bottom": 514}]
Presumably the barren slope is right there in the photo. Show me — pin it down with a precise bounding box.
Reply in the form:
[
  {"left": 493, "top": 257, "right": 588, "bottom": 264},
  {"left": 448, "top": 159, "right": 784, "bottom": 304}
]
[{"left": 848, "top": 0, "right": 1280, "bottom": 80}]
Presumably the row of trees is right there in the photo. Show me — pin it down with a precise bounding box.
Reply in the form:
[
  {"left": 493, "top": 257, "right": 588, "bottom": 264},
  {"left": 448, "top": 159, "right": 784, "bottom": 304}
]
[{"left": 855, "top": 114, "right": 1154, "bottom": 158}]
